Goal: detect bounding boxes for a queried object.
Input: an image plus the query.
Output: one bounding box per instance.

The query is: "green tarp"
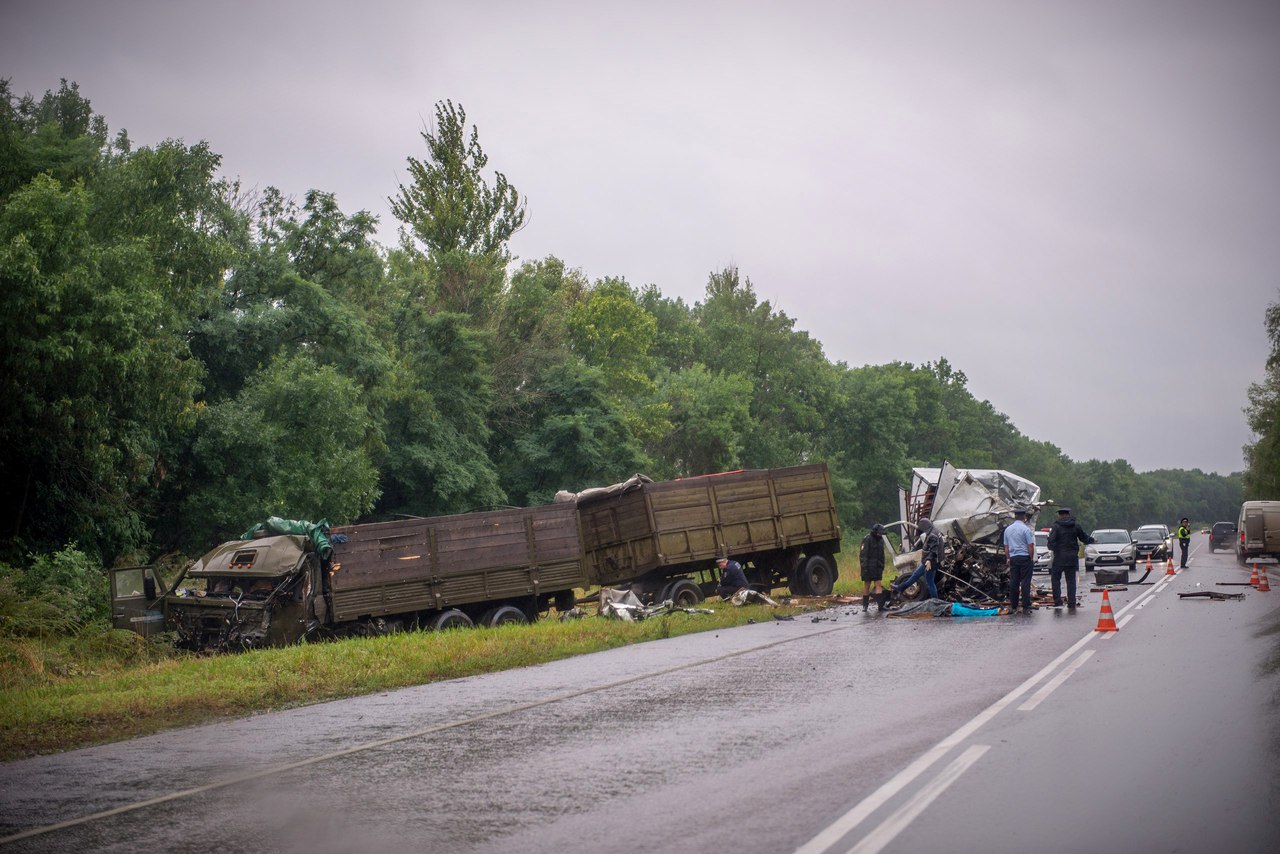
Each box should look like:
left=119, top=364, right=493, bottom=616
left=240, top=517, right=333, bottom=560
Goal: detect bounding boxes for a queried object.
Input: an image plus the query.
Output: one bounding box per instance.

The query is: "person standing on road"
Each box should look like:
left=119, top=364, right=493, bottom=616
left=1003, top=507, right=1036, bottom=614
left=859, top=524, right=890, bottom=613
left=1047, top=507, right=1093, bottom=610
left=1177, top=517, right=1192, bottom=568
left=714, top=555, right=750, bottom=599
left=890, top=517, right=943, bottom=601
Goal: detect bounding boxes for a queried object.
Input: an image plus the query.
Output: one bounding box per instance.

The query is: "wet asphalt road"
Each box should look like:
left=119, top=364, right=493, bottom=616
left=2, top=534, right=1278, bottom=853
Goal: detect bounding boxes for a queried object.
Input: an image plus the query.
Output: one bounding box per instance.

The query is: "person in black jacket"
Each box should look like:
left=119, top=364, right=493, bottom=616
left=859, top=524, right=890, bottom=612
left=714, top=555, right=750, bottom=598
left=890, top=517, right=943, bottom=600
left=1047, top=507, right=1093, bottom=610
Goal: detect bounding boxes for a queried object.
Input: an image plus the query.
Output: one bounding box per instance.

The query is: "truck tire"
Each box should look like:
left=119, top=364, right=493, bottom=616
left=665, top=579, right=704, bottom=607
left=479, top=605, right=527, bottom=627
left=797, top=555, right=836, bottom=596
left=429, top=609, right=474, bottom=631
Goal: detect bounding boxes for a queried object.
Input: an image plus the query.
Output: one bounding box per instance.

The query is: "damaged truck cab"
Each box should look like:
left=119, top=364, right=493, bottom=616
left=161, top=535, right=325, bottom=651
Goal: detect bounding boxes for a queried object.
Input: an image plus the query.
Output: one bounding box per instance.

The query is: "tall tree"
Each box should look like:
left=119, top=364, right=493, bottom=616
left=1243, top=292, right=1280, bottom=499
left=0, top=83, right=238, bottom=561
left=389, top=100, right=524, bottom=319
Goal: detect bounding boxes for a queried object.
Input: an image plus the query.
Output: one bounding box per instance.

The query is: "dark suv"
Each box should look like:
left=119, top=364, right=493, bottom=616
left=1209, top=521, right=1236, bottom=552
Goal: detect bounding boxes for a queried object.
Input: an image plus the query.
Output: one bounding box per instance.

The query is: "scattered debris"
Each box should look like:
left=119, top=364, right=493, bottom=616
left=1090, top=585, right=1129, bottom=593
left=773, top=614, right=796, bottom=621
left=558, top=607, right=587, bottom=621
left=1178, top=591, right=1245, bottom=601
left=730, top=589, right=779, bottom=606
left=596, top=588, right=714, bottom=621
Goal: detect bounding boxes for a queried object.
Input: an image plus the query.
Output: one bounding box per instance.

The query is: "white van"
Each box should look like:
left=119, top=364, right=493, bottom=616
left=1237, top=501, right=1280, bottom=563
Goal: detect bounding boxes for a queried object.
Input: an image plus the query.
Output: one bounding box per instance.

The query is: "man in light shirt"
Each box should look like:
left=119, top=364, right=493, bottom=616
left=1003, top=507, right=1036, bottom=615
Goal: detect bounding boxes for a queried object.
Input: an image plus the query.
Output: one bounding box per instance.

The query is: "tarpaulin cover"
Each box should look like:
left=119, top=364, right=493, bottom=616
left=554, top=474, right=655, bottom=505
left=240, top=517, right=333, bottom=560
left=886, top=598, right=1000, bottom=618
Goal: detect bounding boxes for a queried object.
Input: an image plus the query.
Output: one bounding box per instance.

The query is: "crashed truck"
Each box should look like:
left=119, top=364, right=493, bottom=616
left=110, top=504, right=589, bottom=652
left=110, top=464, right=842, bottom=651
left=891, top=462, right=1043, bottom=603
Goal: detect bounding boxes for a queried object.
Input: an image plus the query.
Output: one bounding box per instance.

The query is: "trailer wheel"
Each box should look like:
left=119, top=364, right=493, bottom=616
left=798, top=555, right=836, bottom=596
left=665, top=579, right=704, bottom=607
left=479, top=605, right=528, bottom=627
left=429, top=609, right=474, bottom=631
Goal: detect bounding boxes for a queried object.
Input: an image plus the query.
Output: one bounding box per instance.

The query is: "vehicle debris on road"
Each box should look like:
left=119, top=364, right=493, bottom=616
left=596, top=588, right=715, bottom=621
left=1178, top=591, right=1246, bottom=602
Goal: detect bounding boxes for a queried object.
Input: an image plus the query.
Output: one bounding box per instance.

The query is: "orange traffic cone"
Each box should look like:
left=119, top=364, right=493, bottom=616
left=1145, top=554, right=1154, bottom=572
left=1165, top=556, right=1176, bottom=576
left=1250, top=564, right=1260, bottom=587
left=1094, top=589, right=1118, bottom=632
left=1259, top=566, right=1271, bottom=592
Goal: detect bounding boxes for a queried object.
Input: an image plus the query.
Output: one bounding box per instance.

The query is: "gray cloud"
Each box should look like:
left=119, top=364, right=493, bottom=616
left=5, top=0, right=1277, bottom=474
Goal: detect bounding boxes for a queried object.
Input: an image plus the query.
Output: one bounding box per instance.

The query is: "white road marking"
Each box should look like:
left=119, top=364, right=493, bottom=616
left=800, top=573, right=1174, bottom=853
left=1018, top=649, right=1096, bottom=711
left=794, top=630, right=1095, bottom=854
left=2, top=622, right=852, bottom=845
left=846, top=745, right=991, bottom=854
left=1116, top=614, right=1135, bottom=629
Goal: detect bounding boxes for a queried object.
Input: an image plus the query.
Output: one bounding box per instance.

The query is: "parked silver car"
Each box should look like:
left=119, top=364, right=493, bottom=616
left=1086, top=529, right=1137, bottom=571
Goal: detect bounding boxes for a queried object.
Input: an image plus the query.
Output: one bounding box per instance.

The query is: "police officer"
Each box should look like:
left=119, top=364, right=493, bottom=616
left=714, top=555, right=750, bottom=598
left=1048, top=507, right=1092, bottom=610
left=1177, top=517, right=1192, bottom=568
left=1003, top=507, right=1036, bottom=614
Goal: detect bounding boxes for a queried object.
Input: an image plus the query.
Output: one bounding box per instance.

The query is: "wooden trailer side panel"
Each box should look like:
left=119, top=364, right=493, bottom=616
left=327, top=504, right=586, bottom=621
left=580, top=464, right=840, bottom=587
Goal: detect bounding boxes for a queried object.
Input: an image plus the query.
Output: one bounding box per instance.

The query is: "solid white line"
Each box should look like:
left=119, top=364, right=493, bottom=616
left=1, top=622, right=851, bottom=845
left=794, top=631, right=1095, bottom=854
left=846, top=745, right=991, bottom=854
left=1018, top=649, right=1096, bottom=711
left=1116, top=614, right=1135, bottom=630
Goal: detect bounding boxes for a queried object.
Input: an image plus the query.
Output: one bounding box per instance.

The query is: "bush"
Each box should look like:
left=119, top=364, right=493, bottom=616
left=0, top=544, right=110, bottom=632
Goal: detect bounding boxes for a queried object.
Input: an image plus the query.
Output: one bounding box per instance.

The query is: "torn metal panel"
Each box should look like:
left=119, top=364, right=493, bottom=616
left=1178, top=591, right=1246, bottom=601
left=596, top=587, right=714, bottom=620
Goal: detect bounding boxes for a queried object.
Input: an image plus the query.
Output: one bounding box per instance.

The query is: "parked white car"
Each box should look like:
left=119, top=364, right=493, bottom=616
left=1034, top=530, right=1052, bottom=571
left=1086, top=529, right=1136, bottom=571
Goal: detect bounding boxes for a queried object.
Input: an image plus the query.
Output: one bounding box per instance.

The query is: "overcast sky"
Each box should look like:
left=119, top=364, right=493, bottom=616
left=5, top=0, right=1277, bottom=475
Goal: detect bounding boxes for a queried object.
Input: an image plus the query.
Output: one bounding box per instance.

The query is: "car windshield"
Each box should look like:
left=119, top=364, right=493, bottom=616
left=1213, top=523, right=1233, bottom=533
left=1093, top=530, right=1130, bottom=544
left=1133, top=531, right=1163, bottom=542
left=1035, top=533, right=1048, bottom=548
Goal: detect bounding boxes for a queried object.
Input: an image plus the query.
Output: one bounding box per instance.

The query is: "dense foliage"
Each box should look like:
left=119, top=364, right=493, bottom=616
left=0, top=80, right=1248, bottom=623
left=1243, top=293, right=1280, bottom=499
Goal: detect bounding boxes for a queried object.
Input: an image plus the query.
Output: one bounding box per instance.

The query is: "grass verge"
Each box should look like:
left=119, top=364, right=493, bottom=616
left=0, top=602, right=803, bottom=762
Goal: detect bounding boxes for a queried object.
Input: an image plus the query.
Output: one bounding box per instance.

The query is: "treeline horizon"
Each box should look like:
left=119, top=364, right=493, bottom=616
left=1, top=80, right=1254, bottom=574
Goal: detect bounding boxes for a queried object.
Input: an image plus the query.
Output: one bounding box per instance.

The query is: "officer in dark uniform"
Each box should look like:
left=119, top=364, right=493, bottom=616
left=714, top=555, right=750, bottom=598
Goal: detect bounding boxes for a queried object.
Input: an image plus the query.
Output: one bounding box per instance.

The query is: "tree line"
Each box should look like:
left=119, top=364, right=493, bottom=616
left=1, top=80, right=1252, bottom=584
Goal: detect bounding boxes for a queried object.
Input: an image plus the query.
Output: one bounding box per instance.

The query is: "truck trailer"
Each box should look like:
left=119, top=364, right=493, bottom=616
left=111, top=464, right=843, bottom=652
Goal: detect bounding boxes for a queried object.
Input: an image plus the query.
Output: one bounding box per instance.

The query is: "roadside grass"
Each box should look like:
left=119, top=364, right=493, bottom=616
left=0, top=601, right=805, bottom=762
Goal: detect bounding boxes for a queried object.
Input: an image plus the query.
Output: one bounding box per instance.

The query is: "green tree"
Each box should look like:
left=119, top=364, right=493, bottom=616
left=389, top=100, right=524, bottom=319
left=179, top=354, right=379, bottom=549
left=495, top=360, right=646, bottom=505
left=694, top=266, right=835, bottom=468
left=0, top=88, right=238, bottom=561
left=1243, top=292, right=1280, bottom=498
left=651, top=365, right=753, bottom=478
left=378, top=310, right=504, bottom=517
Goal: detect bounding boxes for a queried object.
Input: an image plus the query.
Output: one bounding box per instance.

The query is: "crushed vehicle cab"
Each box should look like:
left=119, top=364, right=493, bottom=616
left=892, top=462, right=1044, bottom=603
left=161, top=534, right=326, bottom=651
